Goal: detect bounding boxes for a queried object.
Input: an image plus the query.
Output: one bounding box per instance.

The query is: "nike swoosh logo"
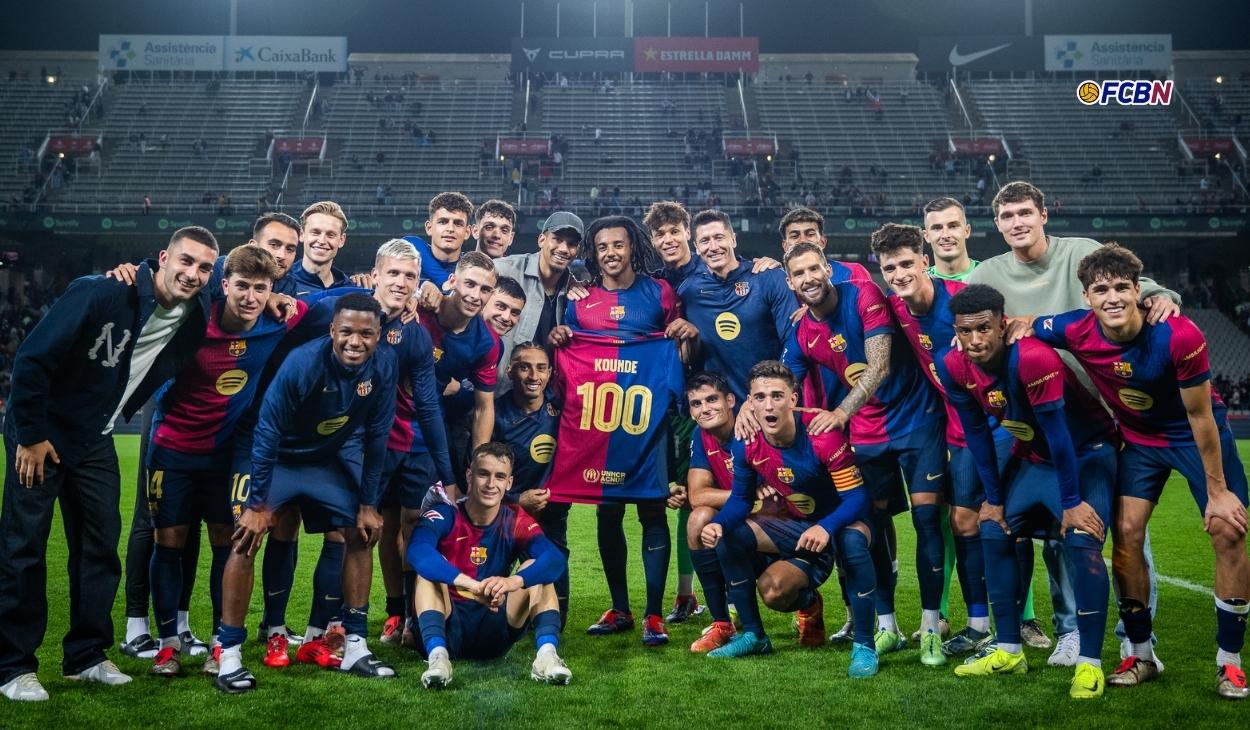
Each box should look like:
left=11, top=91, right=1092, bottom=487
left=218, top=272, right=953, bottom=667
left=456, top=536, right=469, bottom=541
left=324, top=595, right=340, bottom=601
left=807, top=337, right=820, bottom=348
left=266, top=590, right=286, bottom=597
left=857, top=590, right=874, bottom=598
left=323, top=385, right=336, bottom=392
left=1072, top=528, right=1091, bottom=536
left=160, top=618, right=176, bottom=625
left=901, top=322, right=911, bottom=328
left=932, top=566, right=944, bottom=573
left=584, top=301, right=602, bottom=309
left=948, top=43, right=1011, bottom=67
left=1077, top=609, right=1100, bottom=616
left=1080, top=678, right=1101, bottom=693
left=926, top=473, right=944, bottom=481
left=730, top=578, right=749, bottom=587
left=751, top=458, right=768, bottom=466
left=647, top=545, right=665, bottom=552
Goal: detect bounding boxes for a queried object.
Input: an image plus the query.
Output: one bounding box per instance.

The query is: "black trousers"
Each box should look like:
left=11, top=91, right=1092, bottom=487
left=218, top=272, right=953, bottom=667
left=0, top=428, right=121, bottom=682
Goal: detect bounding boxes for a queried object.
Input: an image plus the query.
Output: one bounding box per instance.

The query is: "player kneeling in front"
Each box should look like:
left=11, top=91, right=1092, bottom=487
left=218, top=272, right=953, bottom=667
left=215, top=294, right=398, bottom=692
left=410, top=442, right=570, bottom=688
left=942, top=284, right=1115, bottom=699
left=701, top=362, right=878, bottom=677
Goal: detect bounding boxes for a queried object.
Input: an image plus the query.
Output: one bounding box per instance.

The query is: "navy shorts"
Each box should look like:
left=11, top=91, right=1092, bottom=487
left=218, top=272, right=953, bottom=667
left=231, top=460, right=359, bottom=533
left=147, top=468, right=232, bottom=528
left=380, top=449, right=438, bottom=510
left=948, top=430, right=1014, bottom=510
left=855, top=420, right=948, bottom=510
left=1117, top=426, right=1249, bottom=514
left=445, top=599, right=527, bottom=660
left=1001, top=441, right=1116, bottom=540
left=750, top=515, right=835, bottom=589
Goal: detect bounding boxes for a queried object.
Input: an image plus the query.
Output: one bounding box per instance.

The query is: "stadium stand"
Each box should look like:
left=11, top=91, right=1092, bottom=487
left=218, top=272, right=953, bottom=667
left=0, top=78, right=92, bottom=208
left=46, top=78, right=309, bottom=214
left=1187, top=308, right=1250, bottom=381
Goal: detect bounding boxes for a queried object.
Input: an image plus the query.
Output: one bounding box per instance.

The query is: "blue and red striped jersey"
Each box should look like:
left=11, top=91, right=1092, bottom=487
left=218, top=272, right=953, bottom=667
left=547, top=332, right=684, bottom=503
left=565, top=275, right=681, bottom=337
left=888, top=278, right=966, bottom=447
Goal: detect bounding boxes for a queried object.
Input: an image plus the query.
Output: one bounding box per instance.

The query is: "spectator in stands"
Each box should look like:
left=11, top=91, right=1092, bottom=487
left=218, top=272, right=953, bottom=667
left=142, top=196, right=151, bottom=215
left=376, top=185, right=386, bottom=206
left=376, top=151, right=386, bottom=166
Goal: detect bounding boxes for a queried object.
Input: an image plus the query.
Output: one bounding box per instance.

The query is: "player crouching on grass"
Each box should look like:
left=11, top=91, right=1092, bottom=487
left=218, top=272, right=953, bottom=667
left=409, top=442, right=570, bottom=688
left=700, top=362, right=879, bottom=678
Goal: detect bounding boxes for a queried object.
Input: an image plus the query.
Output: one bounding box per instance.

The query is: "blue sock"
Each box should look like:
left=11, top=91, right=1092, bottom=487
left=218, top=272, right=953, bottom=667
left=911, top=504, right=945, bottom=612
left=209, top=545, right=229, bottom=637
left=261, top=537, right=297, bottom=629
left=417, top=609, right=447, bottom=654
left=1215, top=597, right=1248, bottom=653
left=597, top=504, right=630, bottom=613
left=715, top=522, right=765, bottom=636
left=1013, top=536, right=1035, bottom=613
left=691, top=547, right=730, bottom=622
left=309, top=539, right=345, bottom=630
left=342, top=604, right=368, bottom=637
left=980, top=519, right=1022, bottom=646
left=534, top=609, right=562, bottom=650
left=1064, top=535, right=1110, bottom=660
left=836, top=528, right=877, bottom=647
left=218, top=623, right=246, bottom=651
left=639, top=506, right=671, bottom=618
left=953, top=534, right=988, bottom=618
left=178, top=528, right=201, bottom=612
left=869, top=510, right=896, bottom=616
left=149, top=544, right=183, bottom=640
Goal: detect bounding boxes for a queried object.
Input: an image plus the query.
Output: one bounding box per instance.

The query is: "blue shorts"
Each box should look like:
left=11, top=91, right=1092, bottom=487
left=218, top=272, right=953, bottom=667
left=1117, top=426, right=1249, bottom=514
left=750, top=515, right=835, bottom=589
left=380, top=449, right=438, bottom=510
left=1001, top=441, right=1116, bottom=540
left=948, top=431, right=1014, bottom=509
left=232, top=460, right=359, bottom=533
left=854, top=420, right=948, bottom=510
left=444, top=599, right=527, bottom=660
left=147, top=468, right=232, bottom=528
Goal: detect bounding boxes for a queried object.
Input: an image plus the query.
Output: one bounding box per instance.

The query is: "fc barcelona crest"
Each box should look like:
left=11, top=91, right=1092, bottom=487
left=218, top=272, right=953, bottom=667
left=776, top=467, right=795, bottom=484
left=227, top=340, right=247, bottom=357
left=987, top=390, right=1006, bottom=408
left=469, top=546, right=488, bottom=565
left=433, top=347, right=444, bottom=362
left=828, top=334, right=847, bottom=352
left=918, top=334, right=933, bottom=351
left=609, top=305, right=626, bottom=321
left=387, top=329, right=402, bottom=345
left=357, top=379, right=373, bottom=397
left=1113, top=361, right=1133, bottom=378
left=735, top=281, right=750, bottom=297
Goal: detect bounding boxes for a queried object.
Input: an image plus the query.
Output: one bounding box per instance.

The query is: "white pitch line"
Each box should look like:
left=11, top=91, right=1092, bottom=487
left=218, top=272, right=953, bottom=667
left=1103, top=558, right=1210, bottom=595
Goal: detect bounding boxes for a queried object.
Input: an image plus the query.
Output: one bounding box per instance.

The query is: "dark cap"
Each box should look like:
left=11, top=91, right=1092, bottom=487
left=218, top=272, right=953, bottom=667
left=541, top=211, right=584, bottom=241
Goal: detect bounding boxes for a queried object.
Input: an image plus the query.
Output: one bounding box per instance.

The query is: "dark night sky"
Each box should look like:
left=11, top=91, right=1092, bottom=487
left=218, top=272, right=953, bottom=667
left=3, top=0, right=1245, bottom=54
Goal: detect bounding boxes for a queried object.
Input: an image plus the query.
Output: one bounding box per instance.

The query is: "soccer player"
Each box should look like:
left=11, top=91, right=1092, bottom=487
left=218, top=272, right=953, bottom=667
left=969, top=181, right=1181, bottom=659
left=482, top=276, right=527, bottom=338
left=684, top=372, right=742, bottom=652
left=492, top=211, right=585, bottom=391
left=215, top=294, right=398, bottom=692
left=473, top=198, right=518, bottom=258
left=0, top=226, right=217, bottom=702
left=645, top=200, right=704, bottom=287
left=404, top=192, right=473, bottom=290
left=289, top=201, right=352, bottom=295
left=871, top=224, right=994, bottom=655
left=701, top=362, right=878, bottom=678
left=777, top=239, right=948, bottom=665
left=678, top=209, right=796, bottom=404
left=492, top=343, right=567, bottom=619
left=549, top=215, right=697, bottom=646
left=410, top=442, right=570, bottom=688
left=1031, top=244, right=1249, bottom=699
left=942, top=284, right=1116, bottom=699
left=922, top=197, right=979, bottom=281
left=145, top=244, right=305, bottom=677
left=777, top=206, right=872, bottom=283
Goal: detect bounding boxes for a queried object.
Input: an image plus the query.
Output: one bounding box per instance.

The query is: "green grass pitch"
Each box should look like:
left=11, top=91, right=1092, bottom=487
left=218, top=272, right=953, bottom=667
left=2, top=436, right=1248, bottom=728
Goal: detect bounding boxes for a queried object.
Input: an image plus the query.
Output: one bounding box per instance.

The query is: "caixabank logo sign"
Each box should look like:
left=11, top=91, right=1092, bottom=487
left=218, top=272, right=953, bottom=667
left=1077, top=79, right=1172, bottom=106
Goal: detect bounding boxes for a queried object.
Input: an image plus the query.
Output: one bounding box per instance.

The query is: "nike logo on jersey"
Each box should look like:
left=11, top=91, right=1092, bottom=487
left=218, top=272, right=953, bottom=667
left=948, top=42, right=1011, bottom=67
left=807, top=337, right=821, bottom=348
left=926, top=472, right=944, bottom=481
left=456, top=536, right=469, bottom=541
left=584, top=301, right=602, bottom=309
left=751, top=458, right=768, bottom=466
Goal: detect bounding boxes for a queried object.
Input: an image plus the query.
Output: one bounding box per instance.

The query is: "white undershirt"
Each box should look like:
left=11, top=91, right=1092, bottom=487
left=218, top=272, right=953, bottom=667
left=105, top=290, right=189, bottom=434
